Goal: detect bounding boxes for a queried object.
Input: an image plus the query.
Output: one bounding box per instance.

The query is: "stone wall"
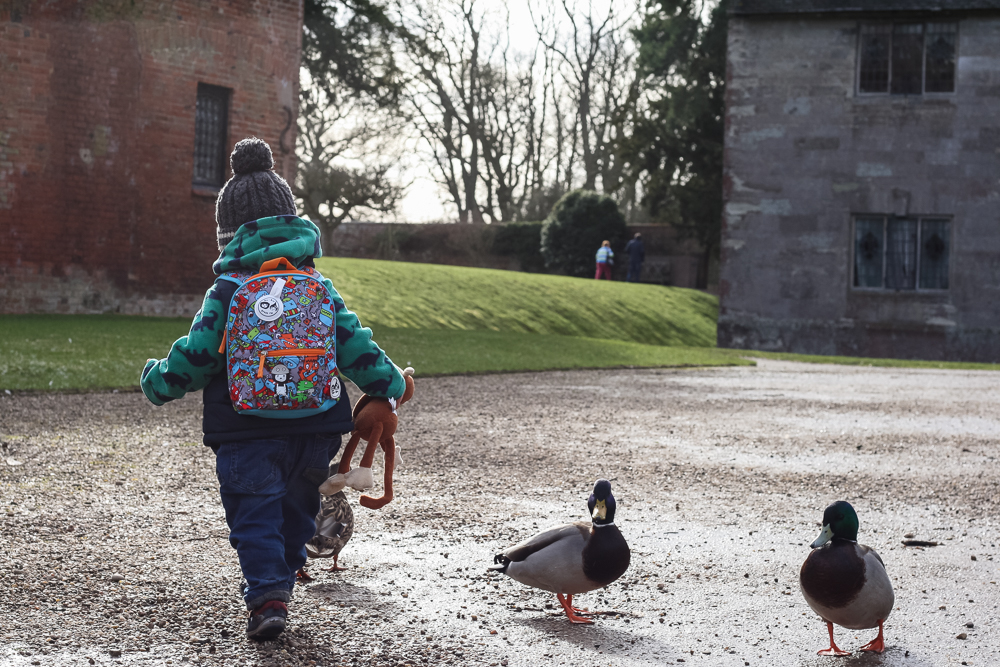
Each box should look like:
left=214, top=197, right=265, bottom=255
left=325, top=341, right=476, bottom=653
left=0, top=0, right=302, bottom=315
left=719, top=12, right=1000, bottom=361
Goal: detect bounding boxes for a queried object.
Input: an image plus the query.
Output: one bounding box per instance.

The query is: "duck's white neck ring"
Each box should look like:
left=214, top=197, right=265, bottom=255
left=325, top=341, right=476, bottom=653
left=592, top=521, right=615, bottom=528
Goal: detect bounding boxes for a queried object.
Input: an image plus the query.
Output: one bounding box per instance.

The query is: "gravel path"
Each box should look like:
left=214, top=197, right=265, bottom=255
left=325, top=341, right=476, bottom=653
left=1, top=360, right=998, bottom=667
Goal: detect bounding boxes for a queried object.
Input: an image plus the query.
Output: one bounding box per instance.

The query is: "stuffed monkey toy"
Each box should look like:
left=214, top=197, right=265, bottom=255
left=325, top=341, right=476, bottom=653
left=320, top=367, right=415, bottom=509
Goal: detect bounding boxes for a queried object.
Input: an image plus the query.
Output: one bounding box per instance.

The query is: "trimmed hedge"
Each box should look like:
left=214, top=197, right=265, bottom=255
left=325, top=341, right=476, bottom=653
left=492, top=221, right=546, bottom=273
left=540, top=190, right=628, bottom=277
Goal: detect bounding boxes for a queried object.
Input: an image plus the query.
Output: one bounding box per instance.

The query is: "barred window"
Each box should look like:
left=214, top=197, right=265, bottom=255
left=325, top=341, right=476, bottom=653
left=193, top=83, right=230, bottom=188
left=853, top=216, right=950, bottom=291
left=858, top=21, right=957, bottom=95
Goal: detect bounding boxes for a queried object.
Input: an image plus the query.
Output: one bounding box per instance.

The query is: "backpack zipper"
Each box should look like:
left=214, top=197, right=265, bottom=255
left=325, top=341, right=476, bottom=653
left=257, top=349, right=326, bottom=378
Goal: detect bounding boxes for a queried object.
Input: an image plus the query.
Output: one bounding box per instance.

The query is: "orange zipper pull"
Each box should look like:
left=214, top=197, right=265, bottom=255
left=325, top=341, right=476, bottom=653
left=258, top=352, right=267, bottom=378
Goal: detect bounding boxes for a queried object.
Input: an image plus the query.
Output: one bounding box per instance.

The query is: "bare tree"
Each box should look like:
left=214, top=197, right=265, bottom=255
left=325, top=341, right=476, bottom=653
left=390, top=0, right=641, bottom=224
left=403, top=0, right=575, bottom=223
left=295, top=87, right=406, bottom=249
left=531, top=0, right=640, bottom=198
left=402, top=0, right=491, bottom=223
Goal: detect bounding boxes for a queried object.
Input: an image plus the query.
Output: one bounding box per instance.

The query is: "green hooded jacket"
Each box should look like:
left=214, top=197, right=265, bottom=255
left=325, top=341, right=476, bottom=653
left=140, top=216, right=406, bottom=408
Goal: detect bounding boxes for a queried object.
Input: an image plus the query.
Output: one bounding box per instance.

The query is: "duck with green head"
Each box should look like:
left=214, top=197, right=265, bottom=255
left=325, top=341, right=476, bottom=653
left=490, top=479, right=631, bottom=624
left=799, top=500, right=894, bottom=656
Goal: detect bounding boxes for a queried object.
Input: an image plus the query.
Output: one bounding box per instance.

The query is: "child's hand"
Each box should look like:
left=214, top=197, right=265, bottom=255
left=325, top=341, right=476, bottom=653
left=397, top=367, right=415, bottom=408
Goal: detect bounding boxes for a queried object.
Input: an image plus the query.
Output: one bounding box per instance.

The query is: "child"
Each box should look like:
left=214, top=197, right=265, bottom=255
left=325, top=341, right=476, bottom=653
left=140, top=137, right=407, bottom=640
left=595, top=240, right=614, bottom=280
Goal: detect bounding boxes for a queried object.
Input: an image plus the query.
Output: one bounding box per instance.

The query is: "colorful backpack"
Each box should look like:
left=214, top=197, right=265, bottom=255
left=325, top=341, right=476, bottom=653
left=217, top=257, right=341, bottom=417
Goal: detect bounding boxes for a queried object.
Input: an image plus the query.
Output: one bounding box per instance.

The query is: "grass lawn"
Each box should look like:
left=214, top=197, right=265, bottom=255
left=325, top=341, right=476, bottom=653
left=0, top=316, right=749, bottom=391
left=315, top=257, right=719, bottom=347
left=2, top=259, right=995, bottom=391
left=0, top=314, right=192, bottom=391
left=374, top=328, right=751, bottom=376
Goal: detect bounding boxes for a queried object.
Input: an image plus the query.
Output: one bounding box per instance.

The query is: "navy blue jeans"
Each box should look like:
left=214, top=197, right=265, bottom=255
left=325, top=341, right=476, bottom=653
left=626, top=260, right=643, bottom=282
left=215, top=434, right=342, bottom=609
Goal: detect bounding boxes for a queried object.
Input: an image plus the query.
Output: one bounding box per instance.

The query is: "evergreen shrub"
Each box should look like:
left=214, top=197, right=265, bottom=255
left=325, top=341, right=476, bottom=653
left=540, top=190, right=628, bottom=277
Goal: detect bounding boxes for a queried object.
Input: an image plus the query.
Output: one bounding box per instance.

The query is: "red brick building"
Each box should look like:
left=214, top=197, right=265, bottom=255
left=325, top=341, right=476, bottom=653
left=0, top=1, right=303, bottom=314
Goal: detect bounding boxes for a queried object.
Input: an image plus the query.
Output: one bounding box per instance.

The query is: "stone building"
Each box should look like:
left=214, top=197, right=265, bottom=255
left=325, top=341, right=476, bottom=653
left=0, top=1, right=303, bottom=315
left=719, top=0, right=1000, bottom=361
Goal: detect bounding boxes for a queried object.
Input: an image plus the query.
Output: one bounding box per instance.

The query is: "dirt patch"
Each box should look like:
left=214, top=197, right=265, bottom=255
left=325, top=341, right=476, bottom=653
left=1, top=360, right=998, bottom=666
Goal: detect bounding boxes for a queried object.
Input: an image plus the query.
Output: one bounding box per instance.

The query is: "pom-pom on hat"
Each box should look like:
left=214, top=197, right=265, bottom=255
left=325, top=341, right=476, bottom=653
left=215, top=137, right=296, bottom=249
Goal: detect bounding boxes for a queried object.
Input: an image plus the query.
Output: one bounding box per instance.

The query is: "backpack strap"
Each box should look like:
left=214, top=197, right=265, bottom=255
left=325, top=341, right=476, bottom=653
left=216, top=271, right=249, bottom=353
left=216, top=272, right=245, bottom=286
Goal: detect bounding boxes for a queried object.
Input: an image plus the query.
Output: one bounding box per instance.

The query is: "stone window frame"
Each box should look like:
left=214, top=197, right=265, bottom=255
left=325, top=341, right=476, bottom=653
left=856, top=20, right=959, bottom=96
left=192, top=83, right=231, bottom=193
left=851, top=214, right=951, bottom=293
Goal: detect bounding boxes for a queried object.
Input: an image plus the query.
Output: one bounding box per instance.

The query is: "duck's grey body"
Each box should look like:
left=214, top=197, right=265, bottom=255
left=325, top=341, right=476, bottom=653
left=495, top=520, right=630, bottom=595
left=800, top=541, right=894, bottom=630
left=305, top=491, right=354, bottom=560
left=503, top=522, right=593, bottom=594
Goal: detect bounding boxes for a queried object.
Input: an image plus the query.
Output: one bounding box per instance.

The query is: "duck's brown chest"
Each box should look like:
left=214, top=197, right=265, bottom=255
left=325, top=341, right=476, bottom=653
left=582, top=526, right=630, bottom=586
left=800, top=541, right=866, bottom=609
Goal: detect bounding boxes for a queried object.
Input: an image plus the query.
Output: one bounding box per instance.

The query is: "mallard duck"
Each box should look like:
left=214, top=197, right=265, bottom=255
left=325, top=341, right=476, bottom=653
left=490, top=479, right=630, bottom=624
left=297, top=491, right=354, bottom=580
left=799, top=500, right=894, bottom=656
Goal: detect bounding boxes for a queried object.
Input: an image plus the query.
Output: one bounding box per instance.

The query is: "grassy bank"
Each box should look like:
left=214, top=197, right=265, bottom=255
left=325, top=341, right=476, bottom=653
left=0, top=316, right=747, bottom=391
left=315, top=257, right=718, bottom=347
left=3, top=259, right=994, bottom=392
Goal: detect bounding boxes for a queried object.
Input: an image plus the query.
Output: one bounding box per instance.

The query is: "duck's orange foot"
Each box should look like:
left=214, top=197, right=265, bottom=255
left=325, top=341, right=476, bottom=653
left=557, top=594, right=594, bottom=624
left=859, top=639, right=884, bottom=653
left=563, top=595, right=590, bottom=616
left=859, top=620, right=886, bottom=653
left=818, top=621, right=850, bottom=656
left=296, top=568, right=314, bottom=583
left=326, top=555, right=348, bottom=572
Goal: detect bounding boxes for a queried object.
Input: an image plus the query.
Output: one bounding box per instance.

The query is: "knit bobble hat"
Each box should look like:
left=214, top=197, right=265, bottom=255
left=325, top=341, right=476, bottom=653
left=215, top=137, right=297, bottom=249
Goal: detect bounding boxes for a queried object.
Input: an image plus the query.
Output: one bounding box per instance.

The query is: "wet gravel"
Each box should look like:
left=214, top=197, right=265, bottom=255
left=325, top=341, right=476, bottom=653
left=1, top=359, right=998, bottom=666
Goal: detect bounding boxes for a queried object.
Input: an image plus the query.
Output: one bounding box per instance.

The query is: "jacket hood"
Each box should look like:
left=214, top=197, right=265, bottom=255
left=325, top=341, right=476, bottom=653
left=213, top=215, right=323, bottom=275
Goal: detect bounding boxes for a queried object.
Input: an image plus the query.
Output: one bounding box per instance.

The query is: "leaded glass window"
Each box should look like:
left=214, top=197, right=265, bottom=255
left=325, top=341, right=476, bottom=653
left=858, top=21, right=958, bottom=95
left=890, top=24, right=924, bottom=95
left=919, top=219, right=950, bottom=290
left=925, top=23, right=957, bottom=93
left=853, top=216, right=950, bottom=291
left=885, top=218, right=918, bottom=290
left=854, top=217, right=884, bottom=288
left=858, top=25, right=890, bottom=93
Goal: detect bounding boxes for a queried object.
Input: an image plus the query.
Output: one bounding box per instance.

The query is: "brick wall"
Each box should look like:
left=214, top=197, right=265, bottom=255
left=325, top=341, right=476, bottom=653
left=0, top=0, right=303, bottom=315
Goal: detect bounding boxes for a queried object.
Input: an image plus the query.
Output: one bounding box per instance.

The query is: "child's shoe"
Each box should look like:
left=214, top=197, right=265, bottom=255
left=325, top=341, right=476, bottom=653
left=246, top=601, right=287, bottom=640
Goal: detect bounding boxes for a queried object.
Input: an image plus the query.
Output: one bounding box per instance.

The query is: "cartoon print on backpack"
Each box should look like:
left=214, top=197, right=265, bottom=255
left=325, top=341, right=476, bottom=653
left=254, top=278, right=286, bottom=322
left=268, top=363, right=295, bottom=406
left=329, top=374, right=342, bottom=400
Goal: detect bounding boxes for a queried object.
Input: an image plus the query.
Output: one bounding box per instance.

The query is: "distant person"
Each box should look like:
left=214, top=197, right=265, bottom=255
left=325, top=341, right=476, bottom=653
left=595, top=240, right=614, bottom=280
left=138, top=137, right=409, bottom=641
left=625, top=233, right=645, bottom=283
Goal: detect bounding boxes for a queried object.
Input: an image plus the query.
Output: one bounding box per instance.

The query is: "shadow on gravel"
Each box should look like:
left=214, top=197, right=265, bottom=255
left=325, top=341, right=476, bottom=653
left=304, top=581, right=383, bottom=607
left=513, top=615, right=677, bottom=661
